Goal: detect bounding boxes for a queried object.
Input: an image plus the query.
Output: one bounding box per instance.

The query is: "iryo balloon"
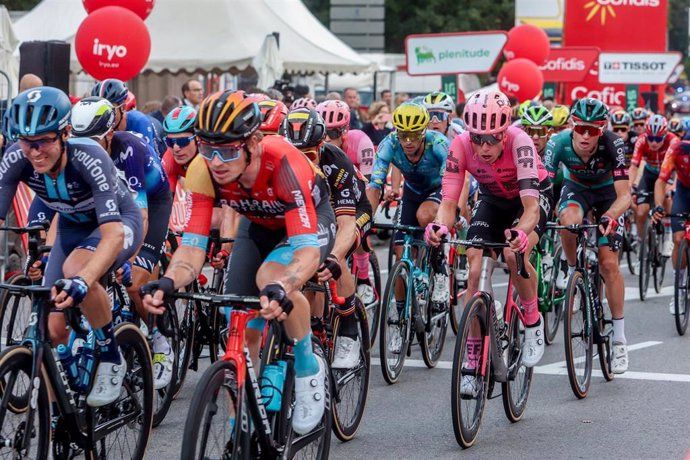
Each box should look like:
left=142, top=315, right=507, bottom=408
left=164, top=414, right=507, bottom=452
left=503, top=24, right=550, bottom=65
left=83, top=0, right=155, bottom=20
left=75, top=6, right=151, bottom=81
left=497, top=58, right=544, bottom=102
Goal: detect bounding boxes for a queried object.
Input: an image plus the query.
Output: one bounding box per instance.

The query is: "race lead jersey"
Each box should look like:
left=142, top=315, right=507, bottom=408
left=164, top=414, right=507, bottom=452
left=342, top=129, right=375, bottom=177
left=442, top=126, right=545, bottom=202
left=319, top=143, right=369, bottom=217
left=111, top=131, right=170, bottom=208
left=631, top=132, right=679, bottom=173
left=182, top=135, right=330, bottom=250
left=369, top=130, right=449, bottom=194
left=658, top=139, right=690, bottom=188
left=544, top=129, right=628, bottom=188
left=0, top=138, right=136, bottom=225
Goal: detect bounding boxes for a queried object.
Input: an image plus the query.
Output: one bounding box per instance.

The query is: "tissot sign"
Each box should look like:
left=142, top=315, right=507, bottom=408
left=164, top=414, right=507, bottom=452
left=598, top=52, right=682, bottom=84
left=539, top=47, right=599, bottom=82
left=405, top=31, right=507, bottom=76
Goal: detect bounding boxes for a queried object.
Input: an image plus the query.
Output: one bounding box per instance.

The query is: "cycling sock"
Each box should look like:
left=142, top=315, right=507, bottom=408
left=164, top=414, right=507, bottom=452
left=293, top=333, right=319, bottom=378
left=93, top=322, right=121, bottom=364
left=152, top=329, right=171, bottom=354
left=353, top=252, right=370, bottom=280
left=522, top=298, right=540, bottom=326
left=612, top=317, right=626, bottom=344
left=466, top=337, right=481, bottom=369
left=339, top=314, right=359, bottom=339
left=337, top=294, right=357, bottom=317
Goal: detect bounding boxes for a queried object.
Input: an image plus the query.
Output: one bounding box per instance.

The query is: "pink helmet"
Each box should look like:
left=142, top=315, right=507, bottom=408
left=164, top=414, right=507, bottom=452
left=247, top=92, right=271, bottom=102
left=463, top=89, right=512, bottom=134
left=316, top=100, right=350, bottom=129
left=291, top=97, right=317, bottom=111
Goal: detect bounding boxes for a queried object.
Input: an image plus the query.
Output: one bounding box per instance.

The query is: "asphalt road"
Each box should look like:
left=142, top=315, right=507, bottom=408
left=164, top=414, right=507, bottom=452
left=147, top=243, right=690, bottom=459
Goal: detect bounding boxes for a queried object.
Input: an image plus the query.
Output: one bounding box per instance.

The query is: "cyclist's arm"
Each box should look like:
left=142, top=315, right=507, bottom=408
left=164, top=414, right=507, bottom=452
left=390, top=166, right=402, bottom=193
left=355, top=132, right=375, bottom=177
left=437, top=136, right=465, bottom=229
left=367, top=136, right=394, bottom=210
left=332, top=215, right=357, bottom=261
left=161, top=149, right=179, bottom=192
left=607, top=179, right=632, bottom=220
left=543, top=137, right=560, bottom=178
left=655, top=146, right=676, bottom=208
left=515, top=195, right=539, bottom=235
left=628, top=137, right=645, bottom=186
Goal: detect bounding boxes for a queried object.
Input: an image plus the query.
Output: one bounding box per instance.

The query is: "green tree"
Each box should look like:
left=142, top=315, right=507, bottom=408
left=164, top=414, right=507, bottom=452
left=3, top=0, right=40, bottom=10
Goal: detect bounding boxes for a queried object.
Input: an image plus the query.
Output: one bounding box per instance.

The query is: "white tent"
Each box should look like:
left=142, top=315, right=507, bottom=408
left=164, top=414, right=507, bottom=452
left=13, top=0, right=375, bottom=75
left=0, top=6, right=19, bottom=97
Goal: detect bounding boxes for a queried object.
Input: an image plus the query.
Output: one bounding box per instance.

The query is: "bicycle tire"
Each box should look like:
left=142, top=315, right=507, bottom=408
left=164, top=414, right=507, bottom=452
left=595, top=275, right=614, bottom=382
left=378, top=261, right=412, bottom=385
left=544, top=246, right=564, bottom=345
left=0, top=346, right=50, bottom=459
left=0, top=274, right=31, bottom=350
left=210, top=303, right=227, bottom=363
left=386, top=205, right=401, bottom=272
left=638, top=222, right=652, bottom=301
left=152, top=306, right=180, bottom=427
left=450, top=295, right=489, bottom=449
left=626, top=229, right=639, bottom=275
left=366, top=250, right=382, bottom=348
left=502, top=307, right=533, bottom=423
left=173, top=293, right=195, bottom=398
left=330, top=300, right=371, bottom=442
left=674, top=240, right=690, bottom=335
left=419, top=265, right=448, bottom=368
left=449, top=251, right=467, bottom=336
left=89, top=323, right=153, bottom=460
left=563, top=270, right=593, bottom=399
left=654, top=230, right=668, bottom=293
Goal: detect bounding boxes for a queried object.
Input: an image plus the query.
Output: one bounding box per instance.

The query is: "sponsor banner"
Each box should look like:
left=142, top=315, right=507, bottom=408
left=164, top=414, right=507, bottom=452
left=539, top=46, right=599, bottom=82
left=598, top=52, right=682, bottom=84
left=625, top=85, right=639, bottom=112
left=564, top=0, right=667, bottom=51
left=441, top=75, right=458, bottom=102
left=404, top=31, right=507, bottom=76
left=564, top=72, right=665, bottom=108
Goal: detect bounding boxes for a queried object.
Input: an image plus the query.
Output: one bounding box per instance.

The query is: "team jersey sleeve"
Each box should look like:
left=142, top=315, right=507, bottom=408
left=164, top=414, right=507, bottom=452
left=161, top=149, right=179, bottom=192
left=180, top=155, right=216, bottom=250
left=124, top=137, right=149, bottom=209
left=354, top=131, right=375, bottom=177
left=607, top=133, right=629, bottom=181
left=27, top=197, right=56, bottom=226
left=275, top=153, right=320, bottom=248
left=368, top=134, right=394, bottom=190
left=543, top=136, right=560, bottom=177
left=0, top=145, right=29, bottom=220
left=325, top=150, right=358, bottom=217
left=630, top=136, right=645, bottom=167
left=512, top=130, right=540, bottom=198
left=658, top=143, right=677, bottom=184
left=441, top=135, right=466, bottom=202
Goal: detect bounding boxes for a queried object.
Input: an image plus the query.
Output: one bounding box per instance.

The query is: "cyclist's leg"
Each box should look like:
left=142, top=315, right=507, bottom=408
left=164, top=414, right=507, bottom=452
left=353, top=203, right=374, bottom=302
left=392, top=186, right=423, bottom=300
left=557, top=182, right=587, bottom=266
left=634, top=168, right=655, bottom=238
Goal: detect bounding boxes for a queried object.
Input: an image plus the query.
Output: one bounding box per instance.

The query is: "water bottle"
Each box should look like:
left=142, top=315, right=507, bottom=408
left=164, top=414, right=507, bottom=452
left=57, top=344, right=79, bottom=390
left=542, top=253, right=554, bottom=283
left=494, top=299, right=503, bottom=325
left=260, top=360, right=288, bottom=412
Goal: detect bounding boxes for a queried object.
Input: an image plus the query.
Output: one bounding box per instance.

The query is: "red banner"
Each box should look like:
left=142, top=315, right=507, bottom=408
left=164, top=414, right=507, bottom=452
left=540, top=47, right=599, bottom=82
left=564, top=0, right=667, bottom=51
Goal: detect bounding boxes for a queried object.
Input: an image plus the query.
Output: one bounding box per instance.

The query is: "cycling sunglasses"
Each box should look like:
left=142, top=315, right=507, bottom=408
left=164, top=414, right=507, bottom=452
left=524, top=126, right=549, bottom=138
left=19, top=134, right=60, bottom=151
left=198, top=141, right=244, bottom=163
left=470, top=132, right=504, bottom=146
left=165, top=135, right=195, bottom=149
left=647, top=135, right=665, bottom=143
left=572, top=123, right=604, bottom=137
left=612, top=126, right=629, bottom=133
left=428, top=111, right=449, bottom=122
left=633, top=121, right=646, bottom=128
left=326, top=128, right=345, bottom=140
left=398, top=130, right=426, bottom=143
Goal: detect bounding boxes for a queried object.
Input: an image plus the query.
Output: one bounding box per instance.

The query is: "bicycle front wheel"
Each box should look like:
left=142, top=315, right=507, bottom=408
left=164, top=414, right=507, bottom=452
left=638, top=223, right=652, bottom=301
left=502, top=307, right=533, bottom=423
left=675, top=240, right=690, bottom=335
left=365, top=250, right=382, bottom=348
left=378, top=261, right=412, bottom=384
left=654, top=232, right=668, bottom=293
left=419, top=269, right=449, bottom=368
left=563, top=270, right=593, bottom=399
left=450, top=295, right=490, bottom=449
left=544, top=245, right=565, bottom=345
left=152, top=307, right=180, bottom=427
left=0, top=274, right=32, bottom=351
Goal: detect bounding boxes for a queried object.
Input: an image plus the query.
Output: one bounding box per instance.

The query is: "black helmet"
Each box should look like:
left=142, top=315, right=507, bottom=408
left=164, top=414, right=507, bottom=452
left=92, top=79, right=129, bottom=106
left=280, top=108, right=326, bottom=149
left=196, top=90, right=261, bottom=143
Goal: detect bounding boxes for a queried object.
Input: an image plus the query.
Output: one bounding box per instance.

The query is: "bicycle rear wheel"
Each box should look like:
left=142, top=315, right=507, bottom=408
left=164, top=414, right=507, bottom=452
left=502, top=307, right=533, bottom=423
left=419, top=269, right=448, bottom=368
left=0, top=274, right=31, bottom=351
left=625, top=223, right=640, bottom=275
left=90, top=323, right=153, bottom=460
left=152, top=307, right=180, bottom=427
left=451, top=295, right=489, bottom=449
left=544, top=245, right=565, bottom=345
left=638, top=223, right=652, bottom=301
left=595, top=275, right=614, bottom=382
left=331, top=301, right=371, bottom=442
left=173, top=290, right=195, bottom=398
left=654, top=232, right=668, bottom=293
left=365, top=251, right=382, bottom=348
left=563, top=270, right=593, bottom=399
left=674, top=240, right=690, bottom=335
left=449, top=250, right=467, bottom=336
left=378, top=261, right=412, bottom=384
left=0, top=346, right=50, bottom=459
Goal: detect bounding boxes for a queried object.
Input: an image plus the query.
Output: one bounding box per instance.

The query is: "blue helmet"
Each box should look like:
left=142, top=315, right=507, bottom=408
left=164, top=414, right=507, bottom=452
left=8, top=86, right=71, bottom=137
left=682, top=117, right=690, bottom=133
left=163, top=106, right=197, bottom=134
left=91, top=78, right=128, bottom=105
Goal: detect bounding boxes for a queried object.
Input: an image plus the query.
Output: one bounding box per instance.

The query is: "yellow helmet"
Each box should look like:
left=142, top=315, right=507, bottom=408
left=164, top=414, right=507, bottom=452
left=392, top=102, right=429, bottom=132
left=550, top=104, right=570, bottom=128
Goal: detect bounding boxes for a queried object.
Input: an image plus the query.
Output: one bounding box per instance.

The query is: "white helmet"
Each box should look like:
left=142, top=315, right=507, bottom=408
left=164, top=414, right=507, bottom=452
left=70, top=96, right=116, bottom=139
left=423, top=91, right=455, bottom=112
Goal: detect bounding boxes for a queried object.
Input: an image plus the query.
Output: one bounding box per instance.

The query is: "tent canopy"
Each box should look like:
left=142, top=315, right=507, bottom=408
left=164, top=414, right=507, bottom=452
left=0, top=5, right=19, bottom=96
left=13, top=0, right=375, bottom=75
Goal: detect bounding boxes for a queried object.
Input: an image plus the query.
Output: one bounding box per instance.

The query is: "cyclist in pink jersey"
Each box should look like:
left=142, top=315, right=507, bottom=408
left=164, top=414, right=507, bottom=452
left=317, top=99, right=378, bottom=305
left=426, top=89, right=551, bottom=376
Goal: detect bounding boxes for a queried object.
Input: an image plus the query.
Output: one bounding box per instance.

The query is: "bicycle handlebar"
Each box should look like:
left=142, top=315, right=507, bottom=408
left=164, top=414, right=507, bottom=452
left=447, top=239, right=530, bottom=279
left=372, top=222, right=424, bottom=233
left=546, top=223, right=599, bottom=234
left=0, top=220, right=50, bottom=234
left=169, top=290, right=261, bottom=308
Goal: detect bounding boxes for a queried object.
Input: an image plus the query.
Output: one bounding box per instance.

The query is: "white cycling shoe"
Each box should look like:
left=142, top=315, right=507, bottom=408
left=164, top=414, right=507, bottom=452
left=459, top=374, right=479, bottom=398
left=612, top=342, right=628, bottom=374
left=662, top=239, right=673, bottom=258
left=521, top=316, right=545, bottom=368
left=356, top=283, right=376, bottom=306
left=331, top=336, right=361, bottom=369
left=87, top=353, right=127, bottom=407
left=292, top=355, right=326, bottom=435
left=432, top=274, right=450, bottom=303
left=153, top=349, right=174, bottom=390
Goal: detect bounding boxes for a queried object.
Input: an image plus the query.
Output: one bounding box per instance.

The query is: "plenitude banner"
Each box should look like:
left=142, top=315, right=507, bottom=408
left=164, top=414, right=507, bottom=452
left=404, top=31, right=507, bottom=76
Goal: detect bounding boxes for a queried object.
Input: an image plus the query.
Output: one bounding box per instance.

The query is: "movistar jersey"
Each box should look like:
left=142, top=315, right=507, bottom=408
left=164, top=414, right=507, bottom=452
left=0, top=138, right=137, bottom=225
left=544, top=129, right=628, bottom=188
left=369, top=130, right=449, bottom=194
left=126, top=110, right=164, bottom=156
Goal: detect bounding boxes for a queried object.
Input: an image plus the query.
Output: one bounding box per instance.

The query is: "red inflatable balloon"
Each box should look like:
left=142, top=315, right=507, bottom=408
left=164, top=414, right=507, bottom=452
left=75, top=6, right=151, bottom=82
left=497, top=58, right=544, bottom=102
left=503, top=24, right=550, bottom=65
left=83, top=0, right=154, bottom=20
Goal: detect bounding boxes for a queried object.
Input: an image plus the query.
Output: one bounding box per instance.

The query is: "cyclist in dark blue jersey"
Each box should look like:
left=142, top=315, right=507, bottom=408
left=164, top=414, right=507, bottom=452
left=71, top=97, right=175, bottom=389
left=0, top=87, right=144, bottom=407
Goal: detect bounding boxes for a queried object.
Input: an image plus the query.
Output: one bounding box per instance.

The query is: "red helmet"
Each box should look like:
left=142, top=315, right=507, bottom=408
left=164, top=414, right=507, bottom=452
left=316, top=100, right=350, bottom=130
left=645, top=114, right=668, bottom=137
left=258, top=99, right=288, bottom=134
left=124, top=91, right=137, bottom=111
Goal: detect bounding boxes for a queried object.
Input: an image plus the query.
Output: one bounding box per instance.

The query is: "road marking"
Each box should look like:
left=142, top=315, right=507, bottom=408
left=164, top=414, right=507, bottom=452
left=625, top=285, right=674, bottom=300
left=535, top=340, right=662, bottom=370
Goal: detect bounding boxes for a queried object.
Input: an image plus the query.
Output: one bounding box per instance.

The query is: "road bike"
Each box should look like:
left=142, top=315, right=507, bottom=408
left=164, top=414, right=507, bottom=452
left=666, top=212, right=690, bottom=335
left=638, top=194, right=669, bottom=300
left=535, top=224, right=565, bottom=344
